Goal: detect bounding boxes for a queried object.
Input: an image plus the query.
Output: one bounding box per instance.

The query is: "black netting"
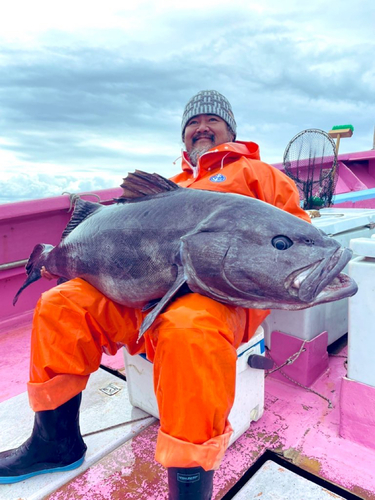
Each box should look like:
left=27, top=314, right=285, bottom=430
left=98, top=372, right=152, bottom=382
left=283, top=129, right=338, bottom=210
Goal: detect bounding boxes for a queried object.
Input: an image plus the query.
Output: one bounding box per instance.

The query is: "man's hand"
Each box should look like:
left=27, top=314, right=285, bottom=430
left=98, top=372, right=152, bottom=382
left=41, top=266, right=59, bottom=280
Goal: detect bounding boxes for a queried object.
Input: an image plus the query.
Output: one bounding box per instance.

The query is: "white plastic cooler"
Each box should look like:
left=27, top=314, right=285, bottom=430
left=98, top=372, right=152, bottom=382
left=123, top=327, right=265, bottom=445
left=262, top=208, right=375, bottom=347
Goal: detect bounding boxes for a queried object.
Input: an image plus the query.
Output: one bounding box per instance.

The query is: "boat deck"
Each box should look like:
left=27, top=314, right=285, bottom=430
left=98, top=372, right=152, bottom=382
left=1, top=184, right=375, bottom=499
left=1, top=320, right=375, bottom=500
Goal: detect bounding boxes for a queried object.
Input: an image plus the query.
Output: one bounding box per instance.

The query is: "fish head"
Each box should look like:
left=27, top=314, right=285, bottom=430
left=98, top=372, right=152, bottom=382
left=181, top=200, right=358, bottom=310
left=221, top=222, right=356, bottom=309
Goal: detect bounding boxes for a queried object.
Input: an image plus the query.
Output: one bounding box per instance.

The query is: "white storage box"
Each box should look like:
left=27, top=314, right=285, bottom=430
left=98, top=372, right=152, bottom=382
left=347, top=235, right=375, bottom=387
left=262, top=208, right=375, bottom=347
left=123, top=327, right=265, bottom=446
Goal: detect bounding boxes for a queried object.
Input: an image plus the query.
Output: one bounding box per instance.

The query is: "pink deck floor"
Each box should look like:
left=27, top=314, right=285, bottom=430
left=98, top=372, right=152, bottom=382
left=0, top=321, right=125, bottom=404
left=2, top=321, right=375, bottom=499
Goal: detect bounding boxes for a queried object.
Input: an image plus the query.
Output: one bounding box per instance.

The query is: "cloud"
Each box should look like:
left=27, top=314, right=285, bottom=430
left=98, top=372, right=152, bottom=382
left=0, top=1, right=374, bottom=203
left=0, top=172, right=121, bottom=204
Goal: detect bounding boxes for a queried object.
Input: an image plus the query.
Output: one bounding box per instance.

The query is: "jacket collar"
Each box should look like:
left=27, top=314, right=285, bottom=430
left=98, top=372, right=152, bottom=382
left=181, top=141, right=261, bottom=176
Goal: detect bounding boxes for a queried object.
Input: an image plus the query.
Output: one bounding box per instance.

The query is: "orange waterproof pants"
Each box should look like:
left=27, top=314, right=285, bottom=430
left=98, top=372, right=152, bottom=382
left=28, top=278, right=267, bottom=470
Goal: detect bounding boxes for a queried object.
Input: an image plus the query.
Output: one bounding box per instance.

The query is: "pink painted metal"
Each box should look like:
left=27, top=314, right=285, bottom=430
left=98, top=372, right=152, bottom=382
left=340, top=376, right=375, bottom=450
left=273, top=149, right=375, bottom=208
left=0, top=187, right=124, bottom=382
left=0, top=321, right=31, bottom=403
left=0, top=187, right=121, bottom=328
left=268, top=330, right=329, bottom=387
left=0, top=319, right=125, bottom=404
left=273, top=150, right=375, bottom=190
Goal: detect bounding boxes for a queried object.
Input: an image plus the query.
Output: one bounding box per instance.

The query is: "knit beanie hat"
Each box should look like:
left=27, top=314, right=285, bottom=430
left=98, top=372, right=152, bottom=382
left=181, top=90, right=237, bottom=140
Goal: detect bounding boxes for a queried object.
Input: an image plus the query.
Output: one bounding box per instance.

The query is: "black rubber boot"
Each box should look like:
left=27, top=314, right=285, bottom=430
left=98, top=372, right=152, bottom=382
left=168, top=466, right=214, bottom=499
left=0, top=393, right=87, bottom=484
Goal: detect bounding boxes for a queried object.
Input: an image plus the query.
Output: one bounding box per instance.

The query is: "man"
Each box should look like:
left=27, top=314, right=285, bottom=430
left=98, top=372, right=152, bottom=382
left=0, top=90, right=309, bottom=499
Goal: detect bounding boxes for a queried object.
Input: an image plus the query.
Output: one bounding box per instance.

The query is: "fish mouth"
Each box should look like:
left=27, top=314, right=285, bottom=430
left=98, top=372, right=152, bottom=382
left=183, top=242, right=358, bottom=311
left=286, top=247, right=358, bottom=305
left=218, top=245, right=358, bottom=309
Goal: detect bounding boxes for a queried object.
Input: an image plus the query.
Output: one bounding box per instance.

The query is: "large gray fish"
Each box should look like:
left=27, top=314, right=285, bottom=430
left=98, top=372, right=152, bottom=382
left=14, top=171, right=357, bottom=338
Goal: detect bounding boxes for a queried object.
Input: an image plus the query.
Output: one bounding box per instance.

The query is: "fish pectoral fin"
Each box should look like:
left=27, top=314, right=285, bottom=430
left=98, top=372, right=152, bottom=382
left=142, top=299, right=161, bottom=312
left=137, top=267, right=187, bottom=340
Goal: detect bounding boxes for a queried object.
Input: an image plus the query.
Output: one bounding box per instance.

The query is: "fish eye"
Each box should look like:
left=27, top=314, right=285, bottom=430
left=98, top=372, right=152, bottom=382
left=272, top=235, right=294, bottom=251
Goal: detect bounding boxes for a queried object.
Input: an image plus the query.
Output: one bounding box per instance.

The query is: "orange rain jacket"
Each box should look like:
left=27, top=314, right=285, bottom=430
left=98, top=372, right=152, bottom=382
left=171, top=140, right=310, bottom=223
left=171, top=140, right=311, bottom=343
left=28, top=140, right=310, bottom=471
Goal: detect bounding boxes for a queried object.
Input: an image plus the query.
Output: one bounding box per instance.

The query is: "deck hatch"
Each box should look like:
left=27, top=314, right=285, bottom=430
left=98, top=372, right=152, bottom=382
left=221, top=450, right=364, bottom=500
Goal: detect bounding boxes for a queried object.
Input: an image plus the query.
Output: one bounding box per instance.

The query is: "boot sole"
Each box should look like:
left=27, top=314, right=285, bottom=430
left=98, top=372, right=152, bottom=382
left=0, top=455, right=85, bottom=484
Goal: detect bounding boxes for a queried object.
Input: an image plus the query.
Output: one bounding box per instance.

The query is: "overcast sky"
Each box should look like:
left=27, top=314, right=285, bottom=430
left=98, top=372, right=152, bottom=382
left=1, top=0, right=374, bottom=204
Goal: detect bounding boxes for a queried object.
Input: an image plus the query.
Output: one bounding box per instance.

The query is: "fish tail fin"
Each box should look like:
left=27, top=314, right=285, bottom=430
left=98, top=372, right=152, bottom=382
left=13, top=243, right=54, bottom=305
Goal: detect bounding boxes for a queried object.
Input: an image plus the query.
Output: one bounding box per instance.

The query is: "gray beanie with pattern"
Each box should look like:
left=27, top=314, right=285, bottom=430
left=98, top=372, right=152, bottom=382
left=181, top=90, right=237, bottom=140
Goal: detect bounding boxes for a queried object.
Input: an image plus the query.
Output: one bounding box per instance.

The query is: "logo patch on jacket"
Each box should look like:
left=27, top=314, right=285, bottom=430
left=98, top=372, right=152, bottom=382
left=209, top=173, right=226, bottom=183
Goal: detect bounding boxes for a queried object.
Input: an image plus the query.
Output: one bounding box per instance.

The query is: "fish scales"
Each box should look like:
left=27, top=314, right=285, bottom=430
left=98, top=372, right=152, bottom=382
left=54, top=188, right=229, bottom=305
left=13, top=171, right=358, bottom=338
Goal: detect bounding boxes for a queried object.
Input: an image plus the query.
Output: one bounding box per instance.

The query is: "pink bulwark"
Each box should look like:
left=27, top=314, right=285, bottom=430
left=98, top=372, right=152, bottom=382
left=273, top=148, right=375, bottom=208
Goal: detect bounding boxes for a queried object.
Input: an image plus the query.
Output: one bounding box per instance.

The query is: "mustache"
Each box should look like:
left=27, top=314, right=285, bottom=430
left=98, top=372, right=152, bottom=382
left=192, top=132, right=215, bottom=144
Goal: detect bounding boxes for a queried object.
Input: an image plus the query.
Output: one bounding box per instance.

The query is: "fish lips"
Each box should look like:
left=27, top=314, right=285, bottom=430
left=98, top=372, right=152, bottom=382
left=289, top=246, right=358, bottom=304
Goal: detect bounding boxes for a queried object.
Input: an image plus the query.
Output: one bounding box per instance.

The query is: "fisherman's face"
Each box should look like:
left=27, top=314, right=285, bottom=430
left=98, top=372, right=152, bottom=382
left=184, top=114, right=234, bottom=164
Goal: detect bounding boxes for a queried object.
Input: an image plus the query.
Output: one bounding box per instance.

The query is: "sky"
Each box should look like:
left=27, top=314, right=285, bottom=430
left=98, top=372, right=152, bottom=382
left=0, top=0, right=374, bottom=204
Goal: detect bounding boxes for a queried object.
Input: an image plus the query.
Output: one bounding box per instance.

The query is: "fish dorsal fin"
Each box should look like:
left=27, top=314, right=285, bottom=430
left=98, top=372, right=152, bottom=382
left=115, top=170, right=179, bottom=202
left=62, top=198, right=103, bottom=239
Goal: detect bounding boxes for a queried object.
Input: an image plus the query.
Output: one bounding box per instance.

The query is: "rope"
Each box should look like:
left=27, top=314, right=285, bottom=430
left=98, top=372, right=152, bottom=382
left=266, top=341, right=307, bottom=375
left=61, top=191, right=101, bottom=212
